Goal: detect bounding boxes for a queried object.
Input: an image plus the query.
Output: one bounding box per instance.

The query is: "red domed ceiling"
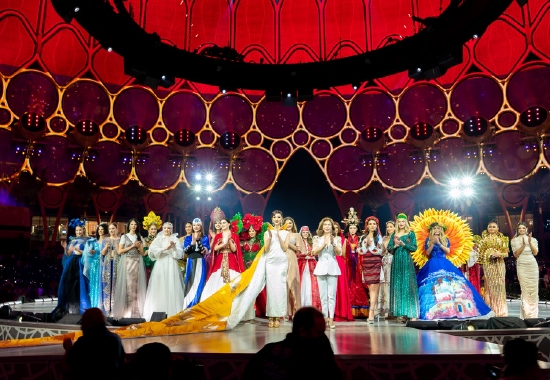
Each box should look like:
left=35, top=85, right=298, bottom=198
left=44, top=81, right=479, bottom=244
left=1, top=0, right=550, bottom=195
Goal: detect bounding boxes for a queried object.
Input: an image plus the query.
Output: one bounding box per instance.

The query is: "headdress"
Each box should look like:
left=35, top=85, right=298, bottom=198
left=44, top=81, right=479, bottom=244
left=428, top=221, right=447, bottom=231
left=210, top=207, right=225, bottom=223
left=342, top=207, right=360, bottom=227
left=242, top=213, right=263, bottom=232
left=235, top=213, right=268, bottom=244
left=69, top=218, right=86, bottom=228
left=410, top=208, right=473, bottom=268
left=143, top=211, right=162, bottom=231
left=230, top=212, right=243, bottom=234
left=397, top=213, right=408, bottom=220
left=192, top=218, right=202, bottom=225
left=364, top=216, right=380, bottom=226
left=300, top=226, right=310, bottom=233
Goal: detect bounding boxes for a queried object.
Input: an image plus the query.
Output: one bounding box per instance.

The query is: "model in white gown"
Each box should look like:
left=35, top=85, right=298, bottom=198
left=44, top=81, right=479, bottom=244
left=511, top=222, right=539, bottom=319
left=143, top=223, right=185, bottom=321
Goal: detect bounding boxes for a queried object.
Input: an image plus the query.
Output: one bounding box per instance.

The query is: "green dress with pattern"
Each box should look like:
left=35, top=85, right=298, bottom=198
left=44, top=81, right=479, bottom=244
left=387, top=231, right=419, bottom=318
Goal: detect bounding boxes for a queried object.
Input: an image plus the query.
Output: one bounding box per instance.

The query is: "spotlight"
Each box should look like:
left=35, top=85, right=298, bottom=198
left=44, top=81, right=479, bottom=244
left=74, top=7, right=80, bottom=12
left=107, top=47, right=113, bottom=52
left=205, top=173, right=214, bottom=181
left=462, top=176, right=473, bottom=187
left=449, top=188, right=461, bottom=198
left=472, top=34, right=479, bottom=39
left=416, top=67, right=422, bottom=72
left=449, top=178, right=460, bottom=188
left=161, top=75, right=166, bottom=80
left=286, top=93, right=292, bottom=98
left=195, top=173, right=202, bottom=181
left=352, top=83, right=361, bottom=91
left=196, top=196, right=200, bottom=201
left=195, top=185, right=202, bottom=192
left=464, top=187, right=474, bottom=197
left=206, top=185, right=213, bottom=192
left=208, top=197, right=212, bottom=201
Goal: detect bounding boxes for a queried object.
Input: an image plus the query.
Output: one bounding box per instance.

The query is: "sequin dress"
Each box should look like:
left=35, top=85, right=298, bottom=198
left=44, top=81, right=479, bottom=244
left=101, top=237, right=119, bottom=317
left=388, top=231, right=419, bottom=318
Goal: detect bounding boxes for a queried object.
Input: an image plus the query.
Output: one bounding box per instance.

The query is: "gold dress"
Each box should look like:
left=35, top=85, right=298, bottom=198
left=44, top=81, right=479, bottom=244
left=475, top=231, right=509, bottom=317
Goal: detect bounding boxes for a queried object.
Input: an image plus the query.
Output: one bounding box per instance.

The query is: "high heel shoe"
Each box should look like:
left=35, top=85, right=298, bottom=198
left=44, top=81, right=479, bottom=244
left=368, top=319, right=374, bottom=324
left=329, top=323, right=336, bottom=329
left=274, top=319, right=280, bottom=328
left=268, top=318, right=275, bottom=328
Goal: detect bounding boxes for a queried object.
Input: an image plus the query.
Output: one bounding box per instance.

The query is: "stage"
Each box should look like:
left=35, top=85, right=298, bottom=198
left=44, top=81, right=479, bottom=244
left=1, top=300, right=550, bottom=379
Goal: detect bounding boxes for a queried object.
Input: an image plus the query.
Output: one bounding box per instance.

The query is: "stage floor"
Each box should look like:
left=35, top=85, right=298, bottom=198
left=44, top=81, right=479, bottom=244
left=1, top=299, right=547, bottom=379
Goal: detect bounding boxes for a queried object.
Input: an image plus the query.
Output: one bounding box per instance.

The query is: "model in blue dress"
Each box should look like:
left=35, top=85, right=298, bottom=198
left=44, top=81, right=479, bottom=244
left=182, top=218, right=211, bottom=308
left=417, top=223, right=492, bottom=320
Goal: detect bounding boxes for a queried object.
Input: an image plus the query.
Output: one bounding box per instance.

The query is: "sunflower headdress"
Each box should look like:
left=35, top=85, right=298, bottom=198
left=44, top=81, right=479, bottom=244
left=143, top=211, right=162, bottom=231
left=410, top=208, right=474, bottom=268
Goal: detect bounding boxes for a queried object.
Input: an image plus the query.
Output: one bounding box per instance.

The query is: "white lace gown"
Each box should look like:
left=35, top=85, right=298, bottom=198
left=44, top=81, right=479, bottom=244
left=143, top=233, right=185, bottom=321
left=511, top=236, right=539, bottom=318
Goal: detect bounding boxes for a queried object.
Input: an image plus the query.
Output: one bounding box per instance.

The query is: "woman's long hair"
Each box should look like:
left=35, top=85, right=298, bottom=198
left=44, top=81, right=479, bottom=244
left=316, top=217, right=334, bottom=237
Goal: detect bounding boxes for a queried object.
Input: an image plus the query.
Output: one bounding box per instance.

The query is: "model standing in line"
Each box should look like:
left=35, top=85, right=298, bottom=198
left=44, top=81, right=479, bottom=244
left=511, top=222, right=539, bottom=318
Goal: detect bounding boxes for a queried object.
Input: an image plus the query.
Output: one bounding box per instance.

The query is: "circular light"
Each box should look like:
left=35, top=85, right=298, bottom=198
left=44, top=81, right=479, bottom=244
left=161, top=75, right=166, bottom=80
left=195, top=173, right=202, bottom=181
left=520, top=106, right=548, bottom=128
left=449, top=178, right=460, bottom=188
left=416, top=67, right=422, bottom=72
left=463, top=116, right=488, bottom=138
left=361, top=126, right=383, bottom=143
left=287, top=93, right=292, bottom=98
left=75, top=120, right=99, bottom=136
left=107, top=47, right=113, bottom=52
left=219, top=131, right=241, bottom=150
left=20, top=112, right=46, bottom=132
left=207, top=197, right=212, bottom=201
left=206, top=185, right=213, bottom=192
left=410, top=122, right=433, bottom=141
left=174, top=129, right=195, bottom=147
left=473, top=34, right=479, bottom=39
left=196, top=196, right=200, bottom=201
left=449, top=188, right=461, bottom=198
left=125, top=125, right=147, bottom=145
left=195, top=184, right=202, bottom=192
left=221, top=89, right=227, bottom=94
left=74, top=7, right=80, bottom=12
left=205, top=173, right=214, bottom=181
left=464, top=187, right=474, bottom=197
left=462, top=176, right=473, bottom=186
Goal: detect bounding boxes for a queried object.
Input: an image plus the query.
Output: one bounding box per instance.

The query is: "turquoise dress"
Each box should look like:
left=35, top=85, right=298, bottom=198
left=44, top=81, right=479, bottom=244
left=388, top=231, right=419, bottom=318
left=83, top=238, right=103, bottom=312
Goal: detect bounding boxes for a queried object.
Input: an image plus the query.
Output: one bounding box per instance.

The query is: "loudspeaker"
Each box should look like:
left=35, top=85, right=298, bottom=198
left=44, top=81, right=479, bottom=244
left=486, top=317, right=527, bottom=329
left=116, top=318, right=146, bottom=326
left=524, top=318, right=546, bottom=327
left=57, top=314, right=82, bottom=325
left=405, top=320, right=439, bottom=330
left=150, top=312, right=167, bottom=322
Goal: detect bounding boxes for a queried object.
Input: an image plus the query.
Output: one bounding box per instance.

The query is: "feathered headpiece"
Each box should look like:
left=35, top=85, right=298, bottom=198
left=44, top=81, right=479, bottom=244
left=410, top=209, right=473, bottom=268
left=69, top=218, right=86, bottom=228
left=143, top=211, right=162, bottom=231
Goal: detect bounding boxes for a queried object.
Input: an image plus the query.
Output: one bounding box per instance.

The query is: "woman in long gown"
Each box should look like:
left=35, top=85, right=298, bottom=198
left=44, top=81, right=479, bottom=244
left=101, top=223, right=119, bottom=317
left=200, top=218, right=244, bottom=302
left=378, top=221, right=395, bottom=318
left=114, top=218, right=147, bottom=319
left=387, top=213, right=419, bottom=322
left=208, top=207, right=225, bottom=269
left=53, top=219, right=89, bottom=318
left=333, top=221, right=353, bottom=322
left=358, top=216, right=383, bottom=324
left=511, top=222, right=539, bottom=318
left=312, top=217, right=342, bottom=329
left=344, top=209, right=369, bottom=318
left=83, top=222, right=108, bottom=311
left=142, top=212, right=161, bottom=283
left=297, top=226, right=321, bottom=310
left=240, top=214, right=266, bottom=320
left=182, top=218, right=210, bottom=308
left=143, top=222, right=185, bottom=320
left=417, top=222, right=492, bottom=320
left=263, top=210, right=290, bottom=328
left=475, top=221, right=509, bottom=317
left=284, top=217, right=301, bottom=318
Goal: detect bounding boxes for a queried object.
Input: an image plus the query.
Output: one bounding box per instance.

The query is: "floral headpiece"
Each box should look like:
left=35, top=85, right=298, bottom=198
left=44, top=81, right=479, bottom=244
left=397, top=213, right=408, bottom=220
left=69, top=218, right=86, bottom=228
left=364, top=216, right=380, bottom=226
left=243, top=213, right=263, bottom=232
left=342, top=207, right=361, bottom=227
left=428, top=221, right=447, bottom=231
left=230, top=212, right=243, bottom=234
left=236, top=213, right=268, bottom=243
left=143, top=211, right=162, bottom=231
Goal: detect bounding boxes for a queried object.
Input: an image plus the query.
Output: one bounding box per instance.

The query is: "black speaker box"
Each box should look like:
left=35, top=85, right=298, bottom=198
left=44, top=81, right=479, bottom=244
left=486, top=317, right=527, bottom=329
left=150, top=312, right=167, bottom=322
left=405, top=320, right=439, bottom=330
left=116, top=318, right=146, bottom=326
left=524, top=318, right=546, bottom=327
left=57, top=314, right=82, bottom=325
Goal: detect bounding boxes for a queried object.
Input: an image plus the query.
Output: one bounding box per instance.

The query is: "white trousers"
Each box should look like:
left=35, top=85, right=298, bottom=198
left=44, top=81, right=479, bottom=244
left=316, top=275, right=338, bottom=318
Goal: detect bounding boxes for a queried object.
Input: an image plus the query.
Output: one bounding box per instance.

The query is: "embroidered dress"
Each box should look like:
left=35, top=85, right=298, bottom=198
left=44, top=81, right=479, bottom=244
left=101, top=237, right=119, bottom=317
left=378, top=235, right=393, bottom=317
left=417, top=239, right=492, bottom=320
left=334, top=234, right=353, bottom=321
left=182, top=235, right=210, bottom=308
left=358, top=235, right=383, bottom=285
left=477, top=232, right=509, bottom=317
left=200, top=232, right=244, bottom=302
left=387, top=231, right=419, bottom=318
left=297, top=237, right=321, bottom=310
left=347, top=234, right=369, bottom=317
left=113, top=234, right=147, bottom=319
left=83, top=237, right=103, bottom=311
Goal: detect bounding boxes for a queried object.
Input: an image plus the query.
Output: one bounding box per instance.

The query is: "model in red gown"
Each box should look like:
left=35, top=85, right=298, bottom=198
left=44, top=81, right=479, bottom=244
left=333, top=221, right=354, bottom=321
left=296, top=226, right=321, bottom=310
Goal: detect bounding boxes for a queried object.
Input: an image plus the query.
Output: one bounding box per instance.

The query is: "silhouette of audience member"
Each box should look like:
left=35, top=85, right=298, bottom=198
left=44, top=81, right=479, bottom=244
left=500, top=338, right=543, bottom=379
left=64, top=308, right=125, bottom=380
left=242, top=307, right=343, bottom=380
